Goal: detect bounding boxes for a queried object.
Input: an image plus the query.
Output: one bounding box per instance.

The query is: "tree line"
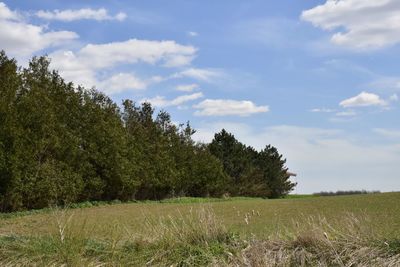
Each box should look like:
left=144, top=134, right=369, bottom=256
left=0, top=51, right=296, bottom=212
left=313, top=190, right=380, bottom=197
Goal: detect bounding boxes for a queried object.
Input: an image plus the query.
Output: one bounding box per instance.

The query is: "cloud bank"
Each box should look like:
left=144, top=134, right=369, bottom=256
left=302, top=0, right=400, bottom=50
left=0, top=2, right=78, bottom=56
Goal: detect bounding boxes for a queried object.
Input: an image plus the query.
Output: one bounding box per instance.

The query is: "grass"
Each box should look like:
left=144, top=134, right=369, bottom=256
left=0, top=196, right=260, bottom=220
left=283, top=194, right=317, bottom=199
left=0, top=192, right=399, bottom=266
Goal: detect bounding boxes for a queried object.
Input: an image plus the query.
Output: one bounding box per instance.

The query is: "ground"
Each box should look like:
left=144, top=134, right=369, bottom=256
left=0, top=192, right=399, bottom=266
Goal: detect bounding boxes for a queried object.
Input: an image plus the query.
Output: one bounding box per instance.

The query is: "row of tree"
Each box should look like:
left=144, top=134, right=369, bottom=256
left=0, top=51, right=296, bottom=212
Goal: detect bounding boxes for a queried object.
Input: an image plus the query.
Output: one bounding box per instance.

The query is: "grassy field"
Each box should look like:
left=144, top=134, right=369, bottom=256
left=0, top=192, right=399, bottom=266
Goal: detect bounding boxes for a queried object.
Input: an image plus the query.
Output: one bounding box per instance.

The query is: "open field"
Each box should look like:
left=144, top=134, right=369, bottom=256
left=0, top=192, right=399, bottom=266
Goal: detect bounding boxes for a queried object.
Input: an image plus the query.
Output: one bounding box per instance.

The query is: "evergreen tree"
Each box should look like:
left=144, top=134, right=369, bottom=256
left=0, top=51, right=296, bottom=212
left=257, top=145, right=296, bottom=198
left=209, top=129, right=296, bottom=198
left=0, top=51, right=22, bottom=211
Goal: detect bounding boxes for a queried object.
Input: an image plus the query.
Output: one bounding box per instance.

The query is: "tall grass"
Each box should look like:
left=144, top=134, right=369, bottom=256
left=0, top=206, right=399, bottom=266
left=240, top=214, right=400, bottom=266
left=0, top=196, right=259, bottom=220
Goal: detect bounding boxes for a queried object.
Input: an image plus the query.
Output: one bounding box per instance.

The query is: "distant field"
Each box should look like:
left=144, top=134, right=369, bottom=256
left=1, top=192, right=399, bottom=266
left=1, top=192, right=399, bottom=238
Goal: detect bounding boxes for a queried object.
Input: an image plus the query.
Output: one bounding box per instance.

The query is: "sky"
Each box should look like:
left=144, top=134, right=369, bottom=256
left=1, top=0, right=400, bottom=194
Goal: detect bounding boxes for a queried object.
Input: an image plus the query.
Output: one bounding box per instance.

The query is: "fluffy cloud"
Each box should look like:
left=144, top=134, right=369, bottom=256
left=36, top=8, right=126, bottom=21
left=142, top=92, right=203, bottom=107
left=49, top=39, right=197, bottom=92
left=48, top=50, right=96, bottom=87
left=77, top=39, right=196, bottom=69
left=0, top=3, right=211, bottom=96
left=193, top=99, right=269, bottom=116
left=339, top=92, right=387, bottom=108
left=98, top=73, right=147, bottom=94
left=301, top=0, right=400, bottom=50
left=0, top=2, right=78, bottom=56
left=175, top=83, right=199, bottom=92
left=0, top=2, right=19, bottom=20
left=193, top=123, right=400, bottom=193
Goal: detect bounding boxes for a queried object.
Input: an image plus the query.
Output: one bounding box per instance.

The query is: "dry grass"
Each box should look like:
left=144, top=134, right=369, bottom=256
left=239, top=214, right=400, bottom=266
left=0, top=206, right=238, bottom=266
left=0, top=193, right=399, bottom=266
left=0, top=206, right=399, bottom=266
left=1, top=193, right=399, bottom=240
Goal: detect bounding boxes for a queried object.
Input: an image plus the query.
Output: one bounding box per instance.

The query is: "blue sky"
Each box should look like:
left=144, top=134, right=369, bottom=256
left=1, top=0, right=400, bottom=193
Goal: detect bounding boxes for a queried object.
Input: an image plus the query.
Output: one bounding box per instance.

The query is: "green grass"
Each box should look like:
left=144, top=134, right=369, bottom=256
left=0, top=192, right=399, bottom=266
left=0, top=196, right=260, bottom=220
left=283, top=194, right=317, bottom=199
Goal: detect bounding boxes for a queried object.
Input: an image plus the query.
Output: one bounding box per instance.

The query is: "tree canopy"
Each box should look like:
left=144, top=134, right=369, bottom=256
left=0, top=51, right=296, bottom=212
left=209, top=129, right=295, bottom=198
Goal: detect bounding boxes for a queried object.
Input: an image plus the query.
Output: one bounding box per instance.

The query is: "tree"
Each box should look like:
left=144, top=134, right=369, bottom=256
left=209, top=129, right=295, bottom=198
left=0, top=51, right=22, bottom=211
left=257, top=145, right=296, bottom=198
left=0, top=51, right=295, bottom=212
left=208, top=129, right=250, bottom=184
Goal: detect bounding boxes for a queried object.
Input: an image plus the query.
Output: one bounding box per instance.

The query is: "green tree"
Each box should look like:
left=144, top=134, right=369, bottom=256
left=0, top=51, right=295, bottom=211
left=0, top=51, right=23, bottom=211
left=257, top=145, right=296, bottom=198
left=209, top=129, right=295, bottom=198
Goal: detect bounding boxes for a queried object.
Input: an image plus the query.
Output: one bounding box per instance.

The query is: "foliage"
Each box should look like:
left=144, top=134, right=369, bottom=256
left=0, top=51, right=293, bottom=211
left=209, top=129, right=296, bottom=198
left=313, top=190, right=381, bottom=196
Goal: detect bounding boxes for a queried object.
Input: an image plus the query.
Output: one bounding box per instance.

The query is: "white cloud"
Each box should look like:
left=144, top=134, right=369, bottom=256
left=175, top=83, right=199, bottom=92
left=49, top=39, right=197, bottom=92
left=301, top=0, right=400, bottom=50
left=339, top=92, right=387, bottom=108
left=193, top=123, right=400, bottom=193
left=49, top=50, right=96, bottom=87
left=193, top=99, right=269, bottom=116
left=169, top=92, right=204, bottom=106
left=77, top=39, right=196, bottom=69
left=36, top=8, right=126, bottom=22
left=115, top=13, right=127, bottom=21
left=163, top=54, right=195, bottom=68
left=98, top=73, right=147, bottom=94
left=311, top=108, right=336, bottom=113
left=174, top=68, right=221, bottom=82
left=390, top=93, right=398, bottom=102
left=0, top=2, right=78, bottom=56
left=188, top=31, right=198, bottom=37
left=141, top=96, right=168, bottom=107
left=142, top=92, right=204, bottom=108
left=48, top=51, right=160, bottom=94
left=0, top=2, right=19, bottom=20
left=148, top=75, right=165, bottom=84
